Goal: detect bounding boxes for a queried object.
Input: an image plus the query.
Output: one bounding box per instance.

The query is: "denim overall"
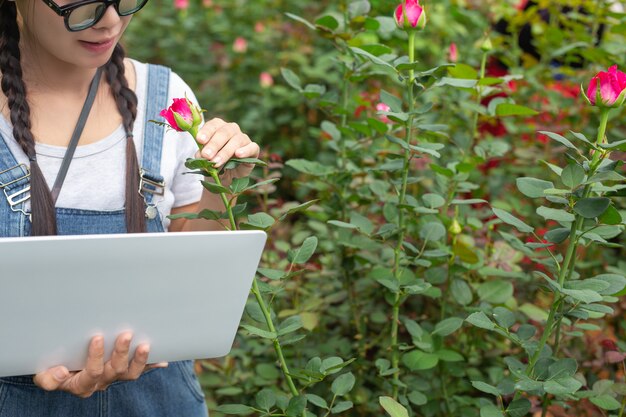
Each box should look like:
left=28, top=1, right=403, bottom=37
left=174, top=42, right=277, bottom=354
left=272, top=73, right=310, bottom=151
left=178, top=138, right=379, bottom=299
left=0, top=65, right=208, bottom=417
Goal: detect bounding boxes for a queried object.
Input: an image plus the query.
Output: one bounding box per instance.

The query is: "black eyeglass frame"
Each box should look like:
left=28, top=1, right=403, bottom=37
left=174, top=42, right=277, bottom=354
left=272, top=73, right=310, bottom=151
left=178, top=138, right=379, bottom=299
left=41, top=0, right=149, bottom=32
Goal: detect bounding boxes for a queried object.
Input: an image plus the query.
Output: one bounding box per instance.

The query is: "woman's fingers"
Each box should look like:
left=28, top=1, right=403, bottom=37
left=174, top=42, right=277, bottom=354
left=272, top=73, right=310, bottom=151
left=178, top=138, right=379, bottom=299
left=102, top=332, right=132, bottom=383
left=34, top=334, right=153, bottom=398
left=33, top=366, right=70, bottom=391
left=125, top=343, right=150, bottom=379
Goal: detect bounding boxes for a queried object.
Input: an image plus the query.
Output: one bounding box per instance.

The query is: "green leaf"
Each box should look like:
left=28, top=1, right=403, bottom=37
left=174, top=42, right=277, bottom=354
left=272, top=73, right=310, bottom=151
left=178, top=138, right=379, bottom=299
left=450, top=279, right=473, bottom=306
left=545, top=228, right=571, bottom=243
left=472, top=381, right=501, bottom=397
left=434, top=77, right=477, bottom=88
left=277, top=199, right=319, bottom=221
left=242, top=212, right=275, bottom=230
left=257, top=268, right=285, bottom=280
left=561, top=164, right=585, bottom=189
left=278, top=316, right=303, bottom=336
left=590, top=395, right=622, bottom=410
left=543, top=377, right=583, bottom=395
left=350, top=46, right=396, bottom=70
left=380, top=89, right=403, bottom=113
left=419, top=222, right=446, bottom=241
left=599, top=139, right=626, bottom=151
left=519, top=303, right=549, bottom=321
left=331, top=372, right=355, bottom=396
left=214, top=404, right=254, bottom=415
left=574, top=197, right=611, bottom=219
left=255, top=389, right=276, bottom=411
left=240, top=324, right=277, bottom=339
left=478, top=280, right=514, bottom=304
left=280, top=67, right=303, bottom=91
left=495, top=103, right=539, bottom=117
left=538, top=131, right=578, bottom=151
left=407, top=391, right=428, bottom=406
left=379, top=396, right=409, bottom=417
left=506, top=398, right=531, bottom=417
left=229, top=177, right=250, bottom=194
left=432, top=317, right=464, bottom=336
left=536, top=206, right=575, bottom=222
left=548, top=358, right=578, bottom=379
left=402, top=350, right=439, bottom=371
left=284, top=12, right=316, bottom=30
left=331, top=401, right=353, bottom=414
left=436, top=349, right=464, bottom=362
left=327, top=220, right=359, bottom=230
left=223, top=157, right=267, bottom=170
left=288, top=236, right=318, bottom=264
left=480, top=405, right=504, bottom=417
left=315, top=14, right=339, bottom=30
left=286, top=159, right=334, bottom=176
left=516, top=177, right=554, bottom=198
left=201, top=180, right=230, bottom=194
left=285, top=395, right=307, bottom=417
left=493, top=307, right=515, bottom=329
left=599, top=205, right=623, bottom=225
left=466, top=311, right=495, bottom=330
left=305, top=394, right=328, bottom=409
left=492, top=208, right=534, bottom=233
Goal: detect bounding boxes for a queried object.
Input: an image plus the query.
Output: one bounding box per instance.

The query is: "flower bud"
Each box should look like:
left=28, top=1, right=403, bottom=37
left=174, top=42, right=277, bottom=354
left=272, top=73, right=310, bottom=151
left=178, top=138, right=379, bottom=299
left=449, top=219, right=462, bottom=235
left=583, top=65, right=626, bottom=108
left=160, top=97, right=202, bottom=133
left=394, top=0, right=426, bottom=31
left=479, top=35, right=493, bottom=52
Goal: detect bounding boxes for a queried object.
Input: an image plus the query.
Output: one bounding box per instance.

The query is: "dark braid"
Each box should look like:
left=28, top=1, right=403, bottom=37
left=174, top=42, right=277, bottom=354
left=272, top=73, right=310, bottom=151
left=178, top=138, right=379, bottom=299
left=0, top=0, right=57, bottom=235
left=105, top=44, right=146, bottom=233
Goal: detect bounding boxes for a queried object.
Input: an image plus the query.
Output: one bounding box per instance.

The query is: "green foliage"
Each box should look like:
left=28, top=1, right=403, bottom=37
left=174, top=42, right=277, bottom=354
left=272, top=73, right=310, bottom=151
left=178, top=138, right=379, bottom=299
left=127, top=0, right=626, bottom=416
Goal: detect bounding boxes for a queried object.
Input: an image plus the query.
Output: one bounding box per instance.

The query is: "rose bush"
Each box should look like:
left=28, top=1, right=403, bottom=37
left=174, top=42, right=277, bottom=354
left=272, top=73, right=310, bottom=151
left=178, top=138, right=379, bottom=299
left=127, top=0, right=626, bottom=416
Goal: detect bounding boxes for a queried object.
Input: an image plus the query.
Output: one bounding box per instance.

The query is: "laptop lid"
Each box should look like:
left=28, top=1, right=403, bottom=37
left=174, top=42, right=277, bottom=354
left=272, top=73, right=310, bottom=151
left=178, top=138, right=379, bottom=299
left=0, top=230, right=266, bottom=377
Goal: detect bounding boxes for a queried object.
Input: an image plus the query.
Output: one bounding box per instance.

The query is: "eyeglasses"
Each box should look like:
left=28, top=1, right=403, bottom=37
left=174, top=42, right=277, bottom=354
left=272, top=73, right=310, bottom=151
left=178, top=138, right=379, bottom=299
left=42, top=0, right=149, bottom=31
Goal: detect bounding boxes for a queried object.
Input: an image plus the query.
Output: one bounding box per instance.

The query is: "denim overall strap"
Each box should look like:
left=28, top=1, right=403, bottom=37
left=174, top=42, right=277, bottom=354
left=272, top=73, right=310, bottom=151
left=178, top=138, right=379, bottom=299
left=0, top=133, right=30, bottom=237
left=140, top=64, right=170, bottom=223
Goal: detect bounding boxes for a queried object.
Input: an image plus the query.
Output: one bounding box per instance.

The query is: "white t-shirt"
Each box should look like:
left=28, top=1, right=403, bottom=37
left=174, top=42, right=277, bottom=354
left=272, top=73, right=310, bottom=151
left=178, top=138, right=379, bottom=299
left=0, top=59, right=203, bottom=230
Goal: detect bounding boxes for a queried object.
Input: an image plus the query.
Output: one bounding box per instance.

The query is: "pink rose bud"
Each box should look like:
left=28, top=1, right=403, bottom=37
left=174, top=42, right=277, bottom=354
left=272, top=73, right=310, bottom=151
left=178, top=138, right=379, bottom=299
left=233, top=37, right=248, bottom=53
left=394, top=0, right=426, bottom=31
left=160, top=97, right=202, bottom=133
left=174, top=0, right=189, bottom=10
left=584, top=65, right=626, bottom=108
left=259, top=72, right=274, bottom=88
left=375, top=102, right=391, bottom=124
left=448, top=42, right=458, bottom=62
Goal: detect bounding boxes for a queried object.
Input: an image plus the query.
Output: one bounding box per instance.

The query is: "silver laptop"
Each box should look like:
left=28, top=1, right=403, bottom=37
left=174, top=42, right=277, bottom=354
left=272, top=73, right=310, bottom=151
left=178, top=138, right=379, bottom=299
left=0, top=230, right=266, bottom=377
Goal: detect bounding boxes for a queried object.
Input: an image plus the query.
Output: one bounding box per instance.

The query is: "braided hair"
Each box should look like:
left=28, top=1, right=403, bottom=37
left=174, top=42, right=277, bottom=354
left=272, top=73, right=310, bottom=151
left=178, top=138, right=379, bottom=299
left=0, top=1, right=146, bottom=234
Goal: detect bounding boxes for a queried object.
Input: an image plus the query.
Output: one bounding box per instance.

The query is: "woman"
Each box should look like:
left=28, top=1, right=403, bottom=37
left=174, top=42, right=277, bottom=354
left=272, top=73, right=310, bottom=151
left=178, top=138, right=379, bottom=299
left=0, top=0, right=259, bottom=414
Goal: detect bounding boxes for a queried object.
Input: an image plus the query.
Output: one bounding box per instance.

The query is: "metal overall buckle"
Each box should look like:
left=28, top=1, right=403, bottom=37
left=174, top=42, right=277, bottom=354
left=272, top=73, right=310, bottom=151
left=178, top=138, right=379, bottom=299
left=139, top=168, right=165, bottom=220
left=0, top=164, right=32, bottom=219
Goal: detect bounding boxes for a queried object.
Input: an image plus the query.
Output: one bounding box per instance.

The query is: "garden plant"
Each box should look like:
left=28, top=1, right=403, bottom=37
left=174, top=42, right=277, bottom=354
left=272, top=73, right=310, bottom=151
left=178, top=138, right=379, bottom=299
left=126, top=0, right=626, bottom=416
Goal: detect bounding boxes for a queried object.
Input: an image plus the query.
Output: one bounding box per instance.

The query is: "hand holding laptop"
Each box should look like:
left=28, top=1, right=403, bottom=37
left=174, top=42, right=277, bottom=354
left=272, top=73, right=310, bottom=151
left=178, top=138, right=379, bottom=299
left=33, top=332, right=158, bottom=396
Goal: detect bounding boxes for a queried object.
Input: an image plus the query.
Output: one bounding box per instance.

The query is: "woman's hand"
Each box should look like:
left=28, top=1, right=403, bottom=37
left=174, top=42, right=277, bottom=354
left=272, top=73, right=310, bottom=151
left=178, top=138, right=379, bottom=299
left=33, top=333, right=165, bottom=398
left=195, top=118, right=260, bottom=182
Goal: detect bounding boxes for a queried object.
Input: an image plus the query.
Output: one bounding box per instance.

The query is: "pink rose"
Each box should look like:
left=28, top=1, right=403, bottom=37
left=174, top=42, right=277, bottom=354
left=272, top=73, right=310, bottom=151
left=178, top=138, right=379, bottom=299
left=160, top=97, right=201, bottom=133
left=174, top=0, right=189, bottom=10
left=394, top=0, right=426, bottom=30
left=585, top=65, right=626, bottom=108
left=233, top=37, right=248, bottom=53
left=259, top=72, right=274, bottom=88
left=448, top=42, right=458, bottom=63
left=375, top=102, right=391, bottom=124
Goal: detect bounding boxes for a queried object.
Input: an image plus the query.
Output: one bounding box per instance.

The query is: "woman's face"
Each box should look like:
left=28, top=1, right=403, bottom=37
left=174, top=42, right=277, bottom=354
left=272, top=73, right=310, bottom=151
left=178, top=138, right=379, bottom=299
left=16, top=0, right=133, bottom=69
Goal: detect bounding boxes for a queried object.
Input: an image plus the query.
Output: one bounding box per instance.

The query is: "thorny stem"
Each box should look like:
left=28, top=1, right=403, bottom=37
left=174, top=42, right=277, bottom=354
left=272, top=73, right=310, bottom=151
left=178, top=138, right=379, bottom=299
left=391, top=29, right=417, bottom=400
left=521, top=109, right=610, bottom=380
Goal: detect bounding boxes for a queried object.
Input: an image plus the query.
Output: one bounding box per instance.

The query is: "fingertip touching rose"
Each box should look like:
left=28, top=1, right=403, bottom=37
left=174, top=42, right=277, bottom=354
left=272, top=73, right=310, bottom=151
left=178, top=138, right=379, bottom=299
left=584, top=65, right=626, bottom=108
left=394, top=0, right=426, bottom=30
left=160, top=97, right=203, bottom=138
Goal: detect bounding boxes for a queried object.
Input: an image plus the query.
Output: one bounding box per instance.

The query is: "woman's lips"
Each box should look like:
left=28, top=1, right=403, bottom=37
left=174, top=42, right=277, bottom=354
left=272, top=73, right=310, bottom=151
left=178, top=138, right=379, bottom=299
left=78, top=38, right=115, bottom=53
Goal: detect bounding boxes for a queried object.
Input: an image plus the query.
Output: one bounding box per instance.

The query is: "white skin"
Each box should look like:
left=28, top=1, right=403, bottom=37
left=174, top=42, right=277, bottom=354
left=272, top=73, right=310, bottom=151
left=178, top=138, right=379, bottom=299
left=0, top=0, right=259, bottom=397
